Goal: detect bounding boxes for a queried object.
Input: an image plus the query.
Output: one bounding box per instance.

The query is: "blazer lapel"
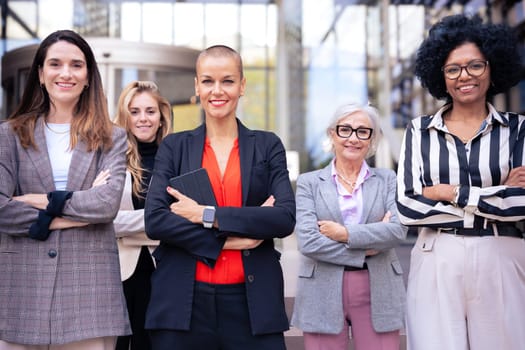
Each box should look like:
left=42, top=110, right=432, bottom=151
left=67, top=138, right=95, bottom=190
left=186, top=124, right=206, bottom=172
left=237, top=120, right=255, bottom=205
left=360, top=168, right=378, bottom=223
left=317, top=165, right=343, bottom=223
left=29, top=118, right=55, bottom=190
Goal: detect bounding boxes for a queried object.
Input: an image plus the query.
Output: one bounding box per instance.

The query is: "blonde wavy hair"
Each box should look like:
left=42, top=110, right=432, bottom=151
left=114, top=80, right=172, bottom=197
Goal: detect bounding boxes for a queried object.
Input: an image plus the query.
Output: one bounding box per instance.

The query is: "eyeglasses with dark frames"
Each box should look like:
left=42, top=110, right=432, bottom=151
left=335, top=125, right=373, bottom=140
left=441, top=60, right=489, bottom=80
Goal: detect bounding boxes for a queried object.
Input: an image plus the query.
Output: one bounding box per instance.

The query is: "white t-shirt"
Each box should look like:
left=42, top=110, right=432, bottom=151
left=44, top=123, right=72, bottom=191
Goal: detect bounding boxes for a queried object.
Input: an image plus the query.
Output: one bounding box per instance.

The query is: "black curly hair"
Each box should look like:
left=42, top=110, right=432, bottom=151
left=414, top=14, right=522, bottom=101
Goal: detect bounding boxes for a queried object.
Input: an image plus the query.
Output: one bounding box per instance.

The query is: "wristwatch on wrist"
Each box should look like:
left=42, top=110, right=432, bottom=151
left=451, top=185, right=460, bottom=207
left=202, top=206, right=216, bottom=228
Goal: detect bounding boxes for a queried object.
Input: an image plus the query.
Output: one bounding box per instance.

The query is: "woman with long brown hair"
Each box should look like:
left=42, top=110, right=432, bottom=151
left=0, top=30, right=130, bottom=349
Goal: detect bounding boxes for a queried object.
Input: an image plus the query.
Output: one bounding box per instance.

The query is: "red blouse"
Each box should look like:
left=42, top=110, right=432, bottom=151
left=195, top=138, right=245, bottom=284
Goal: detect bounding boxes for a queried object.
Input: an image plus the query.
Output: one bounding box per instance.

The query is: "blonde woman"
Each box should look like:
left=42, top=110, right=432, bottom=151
left=113, top=81, right=172, bottom=350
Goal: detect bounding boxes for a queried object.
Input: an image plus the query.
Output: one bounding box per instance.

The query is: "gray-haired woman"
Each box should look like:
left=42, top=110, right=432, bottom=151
left=292, top=102, right=407, bottom=350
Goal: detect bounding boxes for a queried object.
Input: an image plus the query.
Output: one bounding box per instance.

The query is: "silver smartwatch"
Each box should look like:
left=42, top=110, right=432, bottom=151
left=202, top=206, right=216, bottom=228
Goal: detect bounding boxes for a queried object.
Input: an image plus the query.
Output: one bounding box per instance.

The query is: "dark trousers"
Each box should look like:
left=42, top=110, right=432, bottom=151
left=149, top=282, right=286, bottom=350
left=116, top=246, right=155, bottom=350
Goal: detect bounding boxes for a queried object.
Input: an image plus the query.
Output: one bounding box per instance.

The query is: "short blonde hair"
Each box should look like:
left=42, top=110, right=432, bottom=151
left=196, top=45, right=244, bottom=79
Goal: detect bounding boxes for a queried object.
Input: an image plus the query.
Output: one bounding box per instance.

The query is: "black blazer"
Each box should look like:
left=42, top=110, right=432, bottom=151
left=144, top=119, right=296, bottom=335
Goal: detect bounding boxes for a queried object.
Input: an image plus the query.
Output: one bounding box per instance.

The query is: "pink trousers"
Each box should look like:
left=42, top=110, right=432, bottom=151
left=303, top=270, right=400, bottom=350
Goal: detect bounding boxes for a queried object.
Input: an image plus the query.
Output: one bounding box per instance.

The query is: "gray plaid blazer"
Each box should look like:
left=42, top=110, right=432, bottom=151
left=0, top=117, right=131, bottom=345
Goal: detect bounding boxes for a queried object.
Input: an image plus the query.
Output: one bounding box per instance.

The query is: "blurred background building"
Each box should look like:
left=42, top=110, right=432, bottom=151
left=1, top=0, right=524, bottom=174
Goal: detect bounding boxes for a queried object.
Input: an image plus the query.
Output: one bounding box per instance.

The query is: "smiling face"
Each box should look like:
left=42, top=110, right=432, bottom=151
left=194, top=54, right=246, bottom=121
left=330, top=111, right=372, bottom=165
left=38, top=40, right=88, bottom=109
left=444, top=42, right=490, bottom=107
left=128, top=92, right=162, bottom=143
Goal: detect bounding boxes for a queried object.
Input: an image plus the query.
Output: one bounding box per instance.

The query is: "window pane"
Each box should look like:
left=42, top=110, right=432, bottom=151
left=121, top=3, right=141, bottom=41
left=240, top=68, right=275, bottom=132
left=204, top=4, right=239, bottom=48
left=240, top=4, right=276, bottom=48
left=39, top=0, right=73, bottom=37
left=173, top=3, right=204, bottom=48
left=142, top=3, right=173, bottom=44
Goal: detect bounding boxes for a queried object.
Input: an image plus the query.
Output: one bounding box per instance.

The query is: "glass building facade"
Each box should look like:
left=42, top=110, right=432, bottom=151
left=1, top=0, right=524, bottom=172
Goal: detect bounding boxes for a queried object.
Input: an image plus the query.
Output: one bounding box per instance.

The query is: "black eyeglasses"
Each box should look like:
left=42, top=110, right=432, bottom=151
left=441, top=60, right=489, bottom=80
left=335, top=125, right=373, bottom=140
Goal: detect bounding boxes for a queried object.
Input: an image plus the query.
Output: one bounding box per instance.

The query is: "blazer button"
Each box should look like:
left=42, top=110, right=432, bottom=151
left=247, top=275, right=254, bottom=283
left=48, top=249, right=57, bottom=258
left=243, top=250, right=250, bottom=257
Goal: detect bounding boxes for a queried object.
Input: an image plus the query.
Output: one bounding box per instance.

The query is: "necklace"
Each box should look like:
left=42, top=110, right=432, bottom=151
left=459, top=130, right=478, bottom=144
left=45, top=121, right=70, bottom=135
left=337, top=172, right=357, bottom=191
left=444, top=112, right=483, bottom=144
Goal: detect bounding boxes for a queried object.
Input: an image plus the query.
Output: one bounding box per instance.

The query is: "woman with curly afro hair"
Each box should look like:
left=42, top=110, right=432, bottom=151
left=396, top=14, right=525, bottom=350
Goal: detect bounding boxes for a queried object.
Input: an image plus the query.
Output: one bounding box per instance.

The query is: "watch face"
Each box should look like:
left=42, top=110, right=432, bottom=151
left=203, top=207, right=215, bottom=222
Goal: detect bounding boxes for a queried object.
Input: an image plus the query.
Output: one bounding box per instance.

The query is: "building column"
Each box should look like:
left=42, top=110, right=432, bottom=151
left=276, top=0, right=306, bottom=174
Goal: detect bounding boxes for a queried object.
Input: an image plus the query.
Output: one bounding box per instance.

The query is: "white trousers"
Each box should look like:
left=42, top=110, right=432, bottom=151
left=0, top=337, right=116, bottom=350
left=406, top=229, right=525, bottom=350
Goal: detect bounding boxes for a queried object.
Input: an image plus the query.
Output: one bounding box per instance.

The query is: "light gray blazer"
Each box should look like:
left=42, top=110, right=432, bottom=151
left=0, top=118, right=131, bottom=345
left=291, top=164, right=407, bottom=334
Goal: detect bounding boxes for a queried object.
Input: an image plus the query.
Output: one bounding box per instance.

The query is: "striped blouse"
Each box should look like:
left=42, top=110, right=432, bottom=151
left=396, top=103, right=525, bottom=229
